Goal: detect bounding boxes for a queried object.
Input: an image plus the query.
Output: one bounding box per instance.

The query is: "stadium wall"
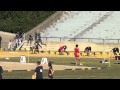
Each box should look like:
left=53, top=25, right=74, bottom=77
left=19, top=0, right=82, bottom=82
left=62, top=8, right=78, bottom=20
left=0, top=31, right=16, bottom=50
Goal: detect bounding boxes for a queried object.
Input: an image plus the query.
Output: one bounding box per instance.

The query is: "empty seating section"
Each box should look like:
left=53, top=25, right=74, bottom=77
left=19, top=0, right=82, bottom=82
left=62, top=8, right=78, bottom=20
left=20, top=11, right=120, bottom=52
left=79, top=12, right=120, bottom=43
left=41, top=11, right=108, bottom=41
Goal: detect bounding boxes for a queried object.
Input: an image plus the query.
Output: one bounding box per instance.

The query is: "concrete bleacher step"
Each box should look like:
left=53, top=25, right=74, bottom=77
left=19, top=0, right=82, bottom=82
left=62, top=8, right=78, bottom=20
left=20, top=41, right=120, bottom=52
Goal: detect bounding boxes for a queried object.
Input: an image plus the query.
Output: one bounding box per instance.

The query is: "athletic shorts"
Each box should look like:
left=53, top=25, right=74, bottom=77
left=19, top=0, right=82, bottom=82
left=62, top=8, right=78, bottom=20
left=74, top=53, right=80, bottom=58
left=36, top=77, right=43, bottom=79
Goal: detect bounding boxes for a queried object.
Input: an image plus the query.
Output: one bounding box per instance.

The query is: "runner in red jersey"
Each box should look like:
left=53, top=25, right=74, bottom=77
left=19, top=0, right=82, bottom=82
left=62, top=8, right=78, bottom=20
left=58, top=45, right=67, bottom=55
left=74, top=44, right=83, bottom=66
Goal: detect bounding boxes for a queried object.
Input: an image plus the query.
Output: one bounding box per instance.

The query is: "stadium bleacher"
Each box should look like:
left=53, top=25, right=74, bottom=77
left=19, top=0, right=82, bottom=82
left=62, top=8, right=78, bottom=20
left=41, top=11, right=110, bottom=41
left=79, top=11, right=120, bottom=43
left=1, top=11, right=120, bottom=52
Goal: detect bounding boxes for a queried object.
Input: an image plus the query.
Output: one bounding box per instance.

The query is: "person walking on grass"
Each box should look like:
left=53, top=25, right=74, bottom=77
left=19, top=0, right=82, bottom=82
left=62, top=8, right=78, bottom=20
left=34, top=61, right=43, bottom=79
left=74, top=44, right=83, bottom=66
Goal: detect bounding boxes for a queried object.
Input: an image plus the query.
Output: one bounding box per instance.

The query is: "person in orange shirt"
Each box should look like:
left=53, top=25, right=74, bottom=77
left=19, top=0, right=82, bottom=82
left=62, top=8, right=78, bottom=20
left=74, top=44, right=83, bottom=66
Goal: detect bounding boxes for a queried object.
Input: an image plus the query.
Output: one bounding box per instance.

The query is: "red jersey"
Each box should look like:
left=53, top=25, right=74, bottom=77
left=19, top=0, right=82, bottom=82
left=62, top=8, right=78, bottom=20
left=74, top=47, right=79, bottom=54
left=74, top=47, right=80, bottom=58
left=59, top=46, right=65, bottom=50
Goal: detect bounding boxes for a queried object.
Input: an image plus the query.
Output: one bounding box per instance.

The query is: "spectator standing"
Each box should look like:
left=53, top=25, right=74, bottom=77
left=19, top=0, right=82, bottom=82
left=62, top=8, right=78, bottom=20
left=8, top=40, right=12, bottom=50
left=35, top=32, right=38, bottom=43
left=37, top=33, right=46, bottom=46
left=28, top=35, right=33, bottom=45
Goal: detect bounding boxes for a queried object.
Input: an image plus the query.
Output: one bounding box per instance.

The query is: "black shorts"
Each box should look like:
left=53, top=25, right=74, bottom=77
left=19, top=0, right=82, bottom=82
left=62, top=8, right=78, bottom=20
left=36, top=77, right=43, bottom=79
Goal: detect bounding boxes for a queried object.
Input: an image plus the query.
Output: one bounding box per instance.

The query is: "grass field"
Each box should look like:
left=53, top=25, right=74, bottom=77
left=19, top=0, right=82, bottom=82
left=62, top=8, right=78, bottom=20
left=1, top=57, right=120, bottom=79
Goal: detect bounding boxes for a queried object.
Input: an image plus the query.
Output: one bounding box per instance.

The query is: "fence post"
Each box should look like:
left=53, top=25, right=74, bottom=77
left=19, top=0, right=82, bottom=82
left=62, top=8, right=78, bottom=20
left=103, top=39, right=105, bottom=44
left=60, top=37, right=61, bottom=41
left=74, top=38, right=75, bottom=42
